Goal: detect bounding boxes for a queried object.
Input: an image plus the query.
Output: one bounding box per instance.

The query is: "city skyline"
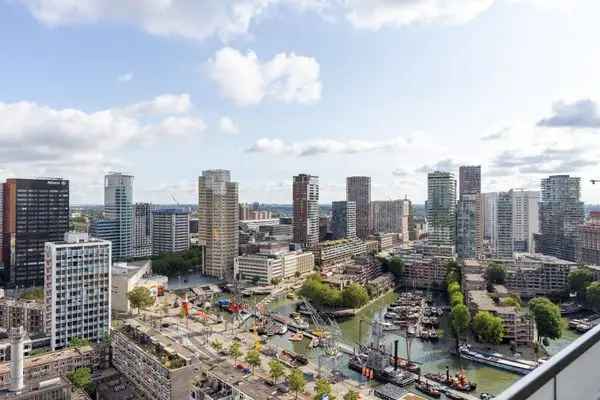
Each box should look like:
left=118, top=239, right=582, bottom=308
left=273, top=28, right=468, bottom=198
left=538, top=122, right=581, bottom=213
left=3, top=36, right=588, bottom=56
left=2, top=1, right=600, bottom=204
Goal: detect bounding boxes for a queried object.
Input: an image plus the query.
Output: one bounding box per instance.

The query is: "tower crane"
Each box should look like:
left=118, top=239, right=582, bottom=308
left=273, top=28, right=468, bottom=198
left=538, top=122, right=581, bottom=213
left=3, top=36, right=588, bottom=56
left=592, top=179, right=600, bottom=185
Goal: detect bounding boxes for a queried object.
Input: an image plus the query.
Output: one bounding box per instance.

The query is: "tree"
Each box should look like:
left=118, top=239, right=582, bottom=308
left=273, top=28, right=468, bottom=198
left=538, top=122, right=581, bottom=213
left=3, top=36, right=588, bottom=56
left=210, top=340, right=223, bottom=352
left=344, top=390, right=359, bottom=400
left=448, top=281, right=461, bottom=296
left=268, top=359, right=285, bottom=383
left=569, top=269, right=593, bottom=297
left=271, top=277, right=282, bottom=285
left=451, top=304, right=471, bottom=341
left=288, top=368, right=306, bottom=400
left=69, top=337, right=91, bottom=348
left=387, top=257, right=404, bottom=279
left=472, top=311, right=504, bottom=345
left=127, top=287, right=155, bottom=314
left=245, top=350, right=261, bottom=374
left=313, top=378, right=335, bottom=400
left=68, top=367, right=91, bottom=389
left=230, top=341, right=242, bottom=364
left=450, top=292, right=464, bottom=308
left=20, top=288, right=44, bottom=302
left=341, top=284, right=369, bottom=308
left=501, top=297, right=521, bottom=310
left=529, top=297, right=562, bottom=341
left=487, top=262, right=506, bottom=284
left=587, top=282, right=600, bottom=312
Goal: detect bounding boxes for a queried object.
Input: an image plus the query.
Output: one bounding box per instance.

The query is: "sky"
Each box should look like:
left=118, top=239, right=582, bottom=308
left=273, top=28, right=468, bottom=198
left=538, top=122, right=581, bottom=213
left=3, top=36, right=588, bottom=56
left=1, top=0, right=600, bottom=205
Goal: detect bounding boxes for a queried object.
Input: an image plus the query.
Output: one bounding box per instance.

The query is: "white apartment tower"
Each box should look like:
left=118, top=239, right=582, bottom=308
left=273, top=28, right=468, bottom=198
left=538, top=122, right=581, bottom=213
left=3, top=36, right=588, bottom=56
left=44, top=232, right=111, bottom=350
left=198, top=170, right=239, bottom=280
left=133, top=203, right=153, bottom=258
left=152, top=208, right=190, bottom=256
left=104, top=172, right=134, bottom=260
left=512, top=190, right=539, bottom=253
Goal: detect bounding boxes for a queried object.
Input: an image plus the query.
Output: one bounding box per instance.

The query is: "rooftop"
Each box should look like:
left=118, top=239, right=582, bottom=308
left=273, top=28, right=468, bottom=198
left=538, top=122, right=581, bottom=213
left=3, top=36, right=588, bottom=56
left=0, top=346, right=94, bottom=376
left=468, top=290, right=519, bottom=316
left=464, top=273, right=485, bottom=282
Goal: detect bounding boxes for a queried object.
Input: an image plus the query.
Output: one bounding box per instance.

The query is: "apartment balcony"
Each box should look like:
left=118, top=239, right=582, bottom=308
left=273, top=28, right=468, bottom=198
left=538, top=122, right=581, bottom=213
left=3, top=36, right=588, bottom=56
left=496, top=323, right=600, bottom=399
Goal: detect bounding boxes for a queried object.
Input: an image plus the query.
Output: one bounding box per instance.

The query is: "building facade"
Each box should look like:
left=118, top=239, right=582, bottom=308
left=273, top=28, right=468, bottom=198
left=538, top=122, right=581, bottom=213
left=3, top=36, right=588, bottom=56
left=111, top=260, right=168, bottom=313
left=371, top=199, right=410, bottom=236
left=512, top=190, right=539, bottom=253
left=235, top=255, right=283, bottom=285
left=346, top=176, right=371, bottom=239
left=293, top=174, right=320, bottom=249
left=496, top=191, right=514, bottom=259
left=133, top=203, right=153, bottom=258
left=44, top=233, right=111, bottom=350
left=2, top=179, right=69, bottom=288
left=331, top=201, right=357, bottom=240
left=577, top=212, right=600, bottom=266
left=459, top=165, right=481, bottom=197
left=0, top=299, right=45, bottom=337
left=456, top=194, right=483, bottom=259
left=536, top=175, right=585, bottom=261
left=482, top=192, right=498, bottom=248
left=198, top=170, right=239, bottom=280
left=427, top=171, right=457, bottom=247
left=152, top=209, right=190, bottom=256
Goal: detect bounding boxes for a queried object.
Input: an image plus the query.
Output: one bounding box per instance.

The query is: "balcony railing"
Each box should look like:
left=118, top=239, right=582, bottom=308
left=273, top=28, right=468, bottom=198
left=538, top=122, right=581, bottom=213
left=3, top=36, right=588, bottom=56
left=496, top=323, right=600, bottom=400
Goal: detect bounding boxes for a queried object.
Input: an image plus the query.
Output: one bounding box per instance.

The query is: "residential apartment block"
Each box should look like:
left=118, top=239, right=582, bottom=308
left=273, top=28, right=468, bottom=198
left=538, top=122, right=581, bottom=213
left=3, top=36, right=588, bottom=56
left=576, top=211, right=600, bottom=266
left=293, top=174, right=320, bottom=249
left=0, top=298, right=46, bottom=337
left=371, top=199, right=410, bottom=236
left=346, top=176, right=371, bottom=239
left=152, top=208, right=190, bottom=256
left=331, top=201, right=357, bottom=239
left=133, top=202, right=153, bottom=258
left=427, top=172, right=456, bottom=247
left=44, top=233, right=111, bottom=350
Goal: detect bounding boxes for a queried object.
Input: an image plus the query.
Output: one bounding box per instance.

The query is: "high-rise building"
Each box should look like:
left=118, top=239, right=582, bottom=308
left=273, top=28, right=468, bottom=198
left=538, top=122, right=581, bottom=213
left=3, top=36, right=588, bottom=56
left=331, top=201, right=357, bottom=239
left=536, top=175, right=585, bottom=261
left=371, top=200, right=410, bottom=236
left=459, top=165, right=481, bottom=198
left=456, top=194, right=483, bottom=259
left=427, top=172, right=457, bottom=247
left=346, top=176, right=371, bottom=239
left=133, top=203, right=153, bottom=258
left=0, top=184, right=3, bottom=269
left=152, top=208, right=190, bottom=256
left=44, top=232, right=111, bottom=350
left=496, top=191, right=514, bottom=259
left=98, top=172, right=134, bottom=260
left=482, top=192, right=498, bottom=240
left=2, top=178, right=69, bottom=288
left=577, top=212, right=600, bottom=266
left=512, top=190, right=539, bottom=253
left=293, top=174, right=319, bottom=249
left=198, top=170, right=239, bottom=280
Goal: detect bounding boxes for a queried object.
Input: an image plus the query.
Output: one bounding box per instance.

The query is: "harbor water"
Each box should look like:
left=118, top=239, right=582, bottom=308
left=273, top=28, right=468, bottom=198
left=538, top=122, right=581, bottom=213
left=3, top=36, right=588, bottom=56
left=261, top=290, right=579, bottom=399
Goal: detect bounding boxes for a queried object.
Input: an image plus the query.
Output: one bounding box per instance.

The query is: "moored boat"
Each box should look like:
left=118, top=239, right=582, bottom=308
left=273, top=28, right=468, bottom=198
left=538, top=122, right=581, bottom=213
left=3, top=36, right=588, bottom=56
left=415, top=380, right=441, bottom=398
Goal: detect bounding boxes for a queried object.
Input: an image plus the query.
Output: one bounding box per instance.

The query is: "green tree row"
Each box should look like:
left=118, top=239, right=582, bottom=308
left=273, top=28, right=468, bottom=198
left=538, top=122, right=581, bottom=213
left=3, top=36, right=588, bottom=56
left=150, top=247, right=203, bottom=276
left=299, top=275, right=369, bottom=308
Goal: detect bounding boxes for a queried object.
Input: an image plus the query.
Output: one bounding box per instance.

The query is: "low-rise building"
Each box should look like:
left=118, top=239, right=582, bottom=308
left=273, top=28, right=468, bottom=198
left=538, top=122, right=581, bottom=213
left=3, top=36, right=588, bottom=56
left=462, top=259, right=484, bottom=275
left=467, top=290, right=535, bottom=345
left=234, top=255, right=283, bottom=285
left=313, top=239, right=367, bottom=271
left=296, top=252, right=315, bottom=275
left=365, top=240, right=379, bottom=254
left=373, top=233, right=396, bottom=252
left=0, top=377, right=73, bottom=400
left=111, top=260, right=168, bottom=314
left=111, top=320, right=199, bottom=400
left=493, top=253, right=577, bottom=298
left=0, top=299, right=45, bottom=337
left=462, top=273, right=486, bottom=292
left=0, top=346, right=99, bottom=390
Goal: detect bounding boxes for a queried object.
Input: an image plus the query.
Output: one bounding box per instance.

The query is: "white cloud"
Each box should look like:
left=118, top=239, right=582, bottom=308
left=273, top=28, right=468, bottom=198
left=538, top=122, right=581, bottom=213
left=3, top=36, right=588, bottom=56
left=117, top=72, right=133, bottom=82
left=246, top=136, right=408, bottom=156
left=344, top=0, right=495, bottom=30
left=219, top=116, right=240, bottom=135
left=207, top=47, right=322, bottom=106
left=0, top=94, right=206, bottom=201
left=119, top=93, right=192, bottom=117
left=17, top=0, right=567, bottom=41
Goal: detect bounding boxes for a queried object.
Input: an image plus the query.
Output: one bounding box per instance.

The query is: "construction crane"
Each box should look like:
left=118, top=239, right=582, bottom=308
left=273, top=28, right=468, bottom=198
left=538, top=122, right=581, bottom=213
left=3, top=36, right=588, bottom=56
left=592, top=179, right=600, bottom=185
left=169, top=192, right=180, bottom=205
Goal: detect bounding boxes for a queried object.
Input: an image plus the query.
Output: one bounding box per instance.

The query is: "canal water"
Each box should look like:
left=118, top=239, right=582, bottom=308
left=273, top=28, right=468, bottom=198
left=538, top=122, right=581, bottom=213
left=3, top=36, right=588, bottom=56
left=262, top=291, right=579, bottom=399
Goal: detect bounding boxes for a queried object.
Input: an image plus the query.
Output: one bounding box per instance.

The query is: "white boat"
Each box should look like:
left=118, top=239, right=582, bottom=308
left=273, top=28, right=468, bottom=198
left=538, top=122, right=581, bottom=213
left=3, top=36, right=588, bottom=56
left=458, top=345, right=536, bottom=375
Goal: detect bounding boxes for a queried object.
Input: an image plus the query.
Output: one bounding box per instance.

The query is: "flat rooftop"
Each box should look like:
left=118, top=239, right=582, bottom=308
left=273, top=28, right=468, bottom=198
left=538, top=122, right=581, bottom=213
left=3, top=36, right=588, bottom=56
left=468, top=290, right=519, bottom=315
left=464, top=273, right=485, bottom=282
left=0, top=346, right=94, bottom=375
